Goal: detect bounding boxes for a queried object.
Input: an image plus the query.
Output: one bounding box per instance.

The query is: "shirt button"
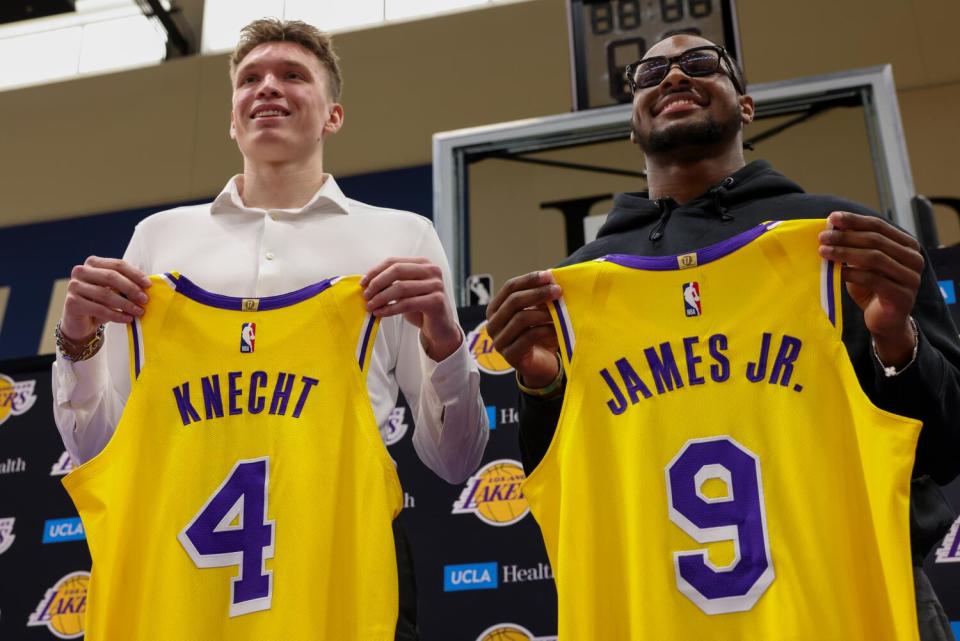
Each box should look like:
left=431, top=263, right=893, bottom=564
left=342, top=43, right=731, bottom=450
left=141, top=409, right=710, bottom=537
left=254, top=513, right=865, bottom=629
left=269, top=212, right=279, bottom=221
left=265, top=252, right=275, bottom=261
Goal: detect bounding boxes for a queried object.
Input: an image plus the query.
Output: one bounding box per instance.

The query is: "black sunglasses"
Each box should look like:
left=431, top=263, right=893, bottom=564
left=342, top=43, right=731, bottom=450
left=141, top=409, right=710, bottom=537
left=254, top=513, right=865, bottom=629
left=625, top=45, right=743, bottom=94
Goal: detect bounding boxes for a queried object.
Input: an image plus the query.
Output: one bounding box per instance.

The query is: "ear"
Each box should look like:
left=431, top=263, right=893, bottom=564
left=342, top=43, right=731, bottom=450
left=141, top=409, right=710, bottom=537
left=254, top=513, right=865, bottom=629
left=229, top=110, right=237, bottom=140
left=739, top=94, right=755, bottom=125
left=323, top=103, right=344, bottom=136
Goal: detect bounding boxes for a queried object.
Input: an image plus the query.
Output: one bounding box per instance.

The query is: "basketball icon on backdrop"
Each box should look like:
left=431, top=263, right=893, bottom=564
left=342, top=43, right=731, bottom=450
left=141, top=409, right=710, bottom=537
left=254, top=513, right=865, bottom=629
left=467, top=321, right=513, bottom=375
left=453, top=459, right=529, bottom=526
left=0, top=373, right=37, bottom=426
left=476, top=623, right=534, bottom=641
left=476, top=622, right=556, bottom=641
left=27, top=571, right=89, bottom=639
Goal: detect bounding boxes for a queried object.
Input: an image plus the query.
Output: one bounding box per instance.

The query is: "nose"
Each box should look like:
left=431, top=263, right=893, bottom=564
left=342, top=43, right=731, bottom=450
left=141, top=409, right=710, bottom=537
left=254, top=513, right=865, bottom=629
left=659, top=62, right=691, bottom=89
left=256, top=73, right=282, bottom=98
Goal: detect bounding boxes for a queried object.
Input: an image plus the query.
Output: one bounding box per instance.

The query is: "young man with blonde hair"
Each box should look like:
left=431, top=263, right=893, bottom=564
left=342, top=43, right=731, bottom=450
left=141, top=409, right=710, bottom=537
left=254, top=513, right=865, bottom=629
left=53, top=18, right=486, bottom=640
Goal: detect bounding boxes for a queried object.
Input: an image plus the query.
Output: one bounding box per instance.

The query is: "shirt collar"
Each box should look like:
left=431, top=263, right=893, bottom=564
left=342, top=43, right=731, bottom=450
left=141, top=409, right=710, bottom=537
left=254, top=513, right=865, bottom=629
left=210, top=174, right=351, bottom=216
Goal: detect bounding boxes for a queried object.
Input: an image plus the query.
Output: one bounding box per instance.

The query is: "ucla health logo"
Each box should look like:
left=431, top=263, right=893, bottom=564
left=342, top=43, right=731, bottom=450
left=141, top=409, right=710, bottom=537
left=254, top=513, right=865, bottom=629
left=935, top=516, right=960, bottom=563
left=939, top=279, right=957, bottom=305
left=43, top=518, right=86, bottom=544
left=444, top=562, right=498, bottom=592
left=240, top=322, right=256, bottom=353
left=0, top=456, right=26, bottom=475
left=28, top=571, right=89, bottom=639
left=0, top=373, right=37, bottom=426
left=467, top=321, right=513, bottom=375
left=453, top=459, right=529, bottom=526
left=0, top=517, right=15, bottom=555
left=486, top=405, right=497, bottom=430
left=682, top=281, right=702, bottom=317
left=381, top=406, right=409, bottom=446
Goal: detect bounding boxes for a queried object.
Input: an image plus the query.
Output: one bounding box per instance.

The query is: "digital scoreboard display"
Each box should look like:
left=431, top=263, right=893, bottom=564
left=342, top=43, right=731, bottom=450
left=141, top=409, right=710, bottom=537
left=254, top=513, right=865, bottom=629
left=568, top=0, right=741, bottom=110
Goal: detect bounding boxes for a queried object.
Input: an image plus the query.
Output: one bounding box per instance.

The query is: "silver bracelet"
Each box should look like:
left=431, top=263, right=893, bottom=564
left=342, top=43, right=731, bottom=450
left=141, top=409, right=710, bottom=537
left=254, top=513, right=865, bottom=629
left=56, top=322, right=105, bottom=362
left=872, top=316, right=919, bottom=378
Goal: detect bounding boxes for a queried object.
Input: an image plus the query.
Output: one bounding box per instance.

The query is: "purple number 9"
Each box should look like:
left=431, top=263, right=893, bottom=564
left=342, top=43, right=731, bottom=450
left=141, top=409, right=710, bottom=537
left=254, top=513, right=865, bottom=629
left=666, top=437, right=775, bottom=614
left=178, top=458, right=275, bottom=617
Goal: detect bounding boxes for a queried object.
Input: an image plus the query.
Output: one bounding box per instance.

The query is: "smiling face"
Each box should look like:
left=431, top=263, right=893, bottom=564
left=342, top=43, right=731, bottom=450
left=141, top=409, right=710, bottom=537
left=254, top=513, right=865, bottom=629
left=229, top=41, right=343, bottom=165
left=630, top=35, right=752, bottom=158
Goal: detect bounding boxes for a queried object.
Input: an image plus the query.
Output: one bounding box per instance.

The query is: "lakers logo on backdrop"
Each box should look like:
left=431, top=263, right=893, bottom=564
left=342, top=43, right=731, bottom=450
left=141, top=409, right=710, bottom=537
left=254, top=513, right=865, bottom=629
left=381, top=406, right=409, bottom=446
left=0, top=517, right=15, bottom=555
left=467, top=321, right=513, bottom=375
left=935, top=516, right=960, bottom=563
left=28, top=571, right=89, bottom=639
left=453, top=459, right=528, bottom=526
left=0, top=373, right=37, bottom=426
left=476, top=622, right=556, bottom=641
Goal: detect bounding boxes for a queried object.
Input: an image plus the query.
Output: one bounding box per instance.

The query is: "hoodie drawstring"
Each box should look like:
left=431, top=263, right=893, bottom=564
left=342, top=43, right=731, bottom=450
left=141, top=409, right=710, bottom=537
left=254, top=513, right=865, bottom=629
left=648, top=198, right=674, bottom=242
left=709, top=177, right=736, bottom=221
left=649, top=176, right=735, bottom=242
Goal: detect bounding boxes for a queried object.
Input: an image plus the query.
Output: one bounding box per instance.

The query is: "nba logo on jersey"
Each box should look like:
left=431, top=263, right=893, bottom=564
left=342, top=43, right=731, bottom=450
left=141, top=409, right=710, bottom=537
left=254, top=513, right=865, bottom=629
left=682, top=282, right=701, bottom=317
left=240, top=323, right=256, bottom=353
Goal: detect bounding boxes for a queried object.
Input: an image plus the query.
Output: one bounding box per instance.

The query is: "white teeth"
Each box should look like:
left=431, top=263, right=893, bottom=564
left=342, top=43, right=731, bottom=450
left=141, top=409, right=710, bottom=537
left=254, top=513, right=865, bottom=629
left=253, top=109, right=286, bottom=118
left=662, top=98, right=696, bottom=112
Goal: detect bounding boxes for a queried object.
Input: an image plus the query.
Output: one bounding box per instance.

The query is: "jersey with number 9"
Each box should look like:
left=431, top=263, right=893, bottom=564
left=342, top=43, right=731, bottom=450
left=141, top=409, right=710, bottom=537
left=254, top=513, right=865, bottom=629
left=524, top=220, right=921, bottom=640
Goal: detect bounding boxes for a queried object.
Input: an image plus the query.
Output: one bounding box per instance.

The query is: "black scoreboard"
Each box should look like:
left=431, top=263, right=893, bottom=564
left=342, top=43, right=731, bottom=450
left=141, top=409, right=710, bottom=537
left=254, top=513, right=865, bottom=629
left=567, top=0, right=742, bottom=110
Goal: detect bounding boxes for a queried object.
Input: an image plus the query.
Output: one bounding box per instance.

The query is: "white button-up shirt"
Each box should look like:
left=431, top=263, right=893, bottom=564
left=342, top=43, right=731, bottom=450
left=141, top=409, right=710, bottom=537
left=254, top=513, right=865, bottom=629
left=52, top=175, right=488, bottom=483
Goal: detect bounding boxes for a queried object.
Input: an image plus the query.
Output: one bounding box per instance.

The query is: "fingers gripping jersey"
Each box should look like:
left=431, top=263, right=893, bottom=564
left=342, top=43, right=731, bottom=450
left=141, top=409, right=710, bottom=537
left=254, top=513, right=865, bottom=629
left=63, top=274, right=402, bottom=641
left=524, top=220, right=921, bottom=641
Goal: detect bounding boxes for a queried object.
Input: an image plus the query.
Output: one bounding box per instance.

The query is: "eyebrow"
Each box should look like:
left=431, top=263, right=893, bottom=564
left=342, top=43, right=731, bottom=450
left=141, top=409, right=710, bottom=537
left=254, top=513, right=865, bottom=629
left=237, top=59, right=313, bottom=77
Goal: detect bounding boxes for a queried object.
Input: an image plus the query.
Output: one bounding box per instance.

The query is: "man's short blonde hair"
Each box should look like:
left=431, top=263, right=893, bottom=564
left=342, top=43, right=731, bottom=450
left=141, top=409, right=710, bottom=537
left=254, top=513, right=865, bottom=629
left=230, top=18, right=343, bottom=101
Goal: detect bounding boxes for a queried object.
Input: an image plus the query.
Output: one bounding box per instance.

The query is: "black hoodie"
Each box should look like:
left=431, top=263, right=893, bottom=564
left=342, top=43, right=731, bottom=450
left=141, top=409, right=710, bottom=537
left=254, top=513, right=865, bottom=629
left=520, top=160, right=960, bottom=559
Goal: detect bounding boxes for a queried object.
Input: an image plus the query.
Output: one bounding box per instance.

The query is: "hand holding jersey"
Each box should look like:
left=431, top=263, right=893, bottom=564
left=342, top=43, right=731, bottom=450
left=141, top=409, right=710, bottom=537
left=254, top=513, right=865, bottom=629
left=60, top=256, right=151, bottom=343
left=485, top=270, right=563, bottom=389
left=362, top=256, right=463, bottom=362
left=819, top=210, right=925, bottom=368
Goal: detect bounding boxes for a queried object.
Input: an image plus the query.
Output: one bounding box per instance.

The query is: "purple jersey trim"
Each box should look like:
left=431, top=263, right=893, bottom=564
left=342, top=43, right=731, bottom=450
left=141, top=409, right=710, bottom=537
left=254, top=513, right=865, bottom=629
left=358, top=315, right=376, bottom=371
left=132, top=318, right=142, bottom=379
left=167, top=273, right=335, bottom=310
left=827, top=260, right=837, bottom=326
left=604, top=223, right=772, bottom=271
left=553, top=300, right=574, bottom=362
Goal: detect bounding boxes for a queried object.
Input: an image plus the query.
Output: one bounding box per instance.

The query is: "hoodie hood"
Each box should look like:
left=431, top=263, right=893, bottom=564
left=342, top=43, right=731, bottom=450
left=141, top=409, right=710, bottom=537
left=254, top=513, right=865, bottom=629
left=564, top=159, right=875, bottom=265
left=596, top=160, right=806, bottom=239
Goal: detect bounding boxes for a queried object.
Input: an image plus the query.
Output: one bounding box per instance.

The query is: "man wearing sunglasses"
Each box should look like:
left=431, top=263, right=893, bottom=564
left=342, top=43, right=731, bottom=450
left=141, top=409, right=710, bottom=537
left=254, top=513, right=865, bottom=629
left=487, top=32, right=960, bottom=641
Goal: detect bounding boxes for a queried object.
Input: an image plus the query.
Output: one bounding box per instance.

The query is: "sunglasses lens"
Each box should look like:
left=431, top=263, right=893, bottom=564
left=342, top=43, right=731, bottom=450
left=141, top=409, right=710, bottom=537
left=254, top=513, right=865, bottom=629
left=681, top=49, right=719, bottom=76
left=634, top=59, right=668, bottom=88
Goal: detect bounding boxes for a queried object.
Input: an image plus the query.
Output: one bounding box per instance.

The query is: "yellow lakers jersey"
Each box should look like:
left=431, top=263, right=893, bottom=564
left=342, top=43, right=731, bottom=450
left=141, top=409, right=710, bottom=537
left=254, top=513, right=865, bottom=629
left=63, top=274, right=403, bottom=641
left=524, top=219, right=921, bottom=640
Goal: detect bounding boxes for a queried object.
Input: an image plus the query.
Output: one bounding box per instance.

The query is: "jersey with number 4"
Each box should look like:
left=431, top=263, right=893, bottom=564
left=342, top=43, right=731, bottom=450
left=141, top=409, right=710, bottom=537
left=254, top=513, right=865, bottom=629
left=63, top=273, right=402, bottom=641
left=524, top=219, right=921, bottom=640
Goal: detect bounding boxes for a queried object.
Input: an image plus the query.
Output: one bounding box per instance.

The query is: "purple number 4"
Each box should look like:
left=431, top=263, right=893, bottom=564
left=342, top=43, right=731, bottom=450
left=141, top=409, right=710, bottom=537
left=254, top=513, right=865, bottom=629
left=666, top=437, right=775, bottom=614
left=178, top=457, right=275, bottom=617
